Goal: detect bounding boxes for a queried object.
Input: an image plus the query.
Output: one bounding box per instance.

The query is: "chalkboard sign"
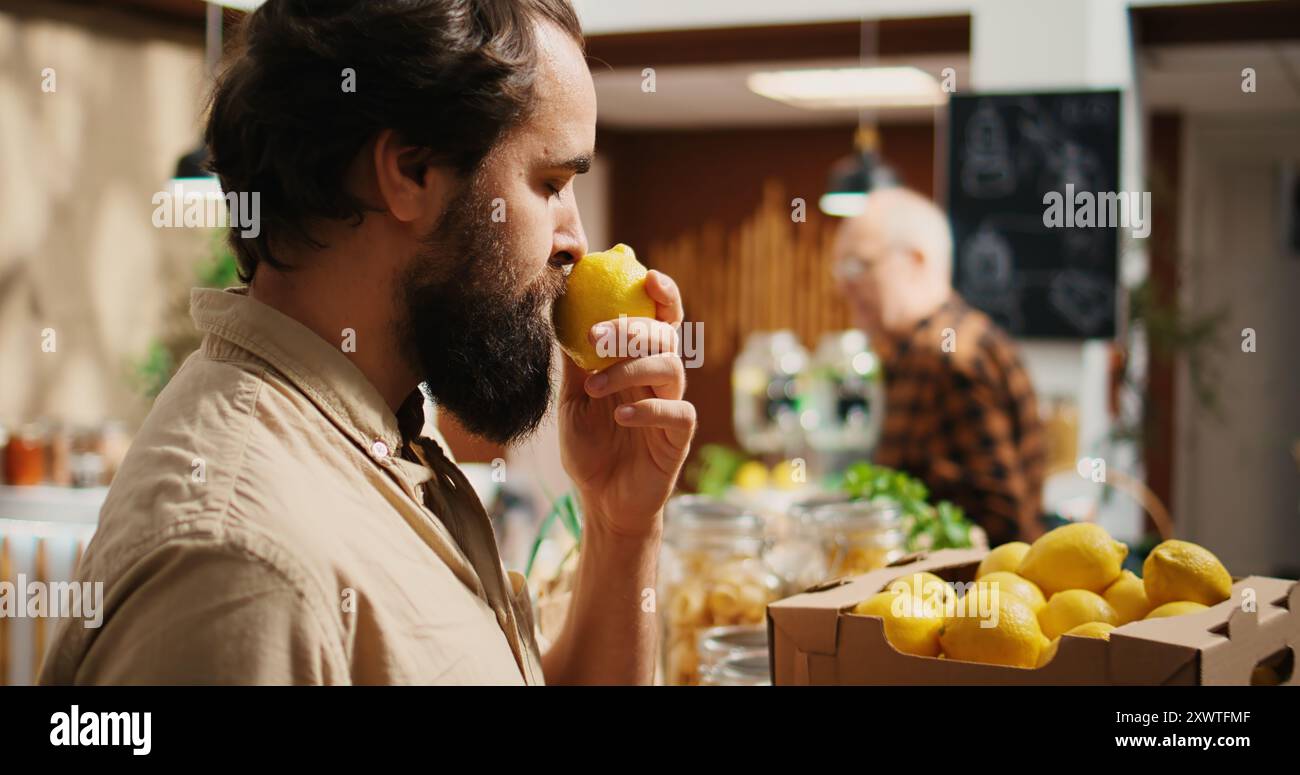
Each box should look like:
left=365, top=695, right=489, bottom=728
left=946, top=90, right=1121, bottom=339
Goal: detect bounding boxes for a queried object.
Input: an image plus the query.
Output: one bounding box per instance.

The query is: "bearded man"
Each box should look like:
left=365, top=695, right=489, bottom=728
left=40, top=0, right=694, bottom=686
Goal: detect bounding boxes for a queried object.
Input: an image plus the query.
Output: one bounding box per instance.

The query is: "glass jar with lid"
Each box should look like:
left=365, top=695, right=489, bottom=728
left=660, top=495, right=783, bottom=686
left=800, top=330, right=885, bottom=457
left=792, top=495, right=905, bottom=580
left=731, top=331, right=808, bottom=456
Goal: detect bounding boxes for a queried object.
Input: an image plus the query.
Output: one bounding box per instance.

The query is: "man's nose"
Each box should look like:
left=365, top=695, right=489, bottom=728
left=551, top=204, right=588, bottom=268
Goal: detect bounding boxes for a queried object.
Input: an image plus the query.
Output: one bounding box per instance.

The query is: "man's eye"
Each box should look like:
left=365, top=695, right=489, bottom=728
left=546, top=181, right=564, bottom=198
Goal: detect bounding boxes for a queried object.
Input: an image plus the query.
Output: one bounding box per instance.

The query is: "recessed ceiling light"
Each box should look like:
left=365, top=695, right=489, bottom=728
left=747, top=66, right=947, bottom=110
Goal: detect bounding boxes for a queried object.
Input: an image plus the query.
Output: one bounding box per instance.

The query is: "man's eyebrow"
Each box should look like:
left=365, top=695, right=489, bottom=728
left=548, top=153, right=592, bottom=174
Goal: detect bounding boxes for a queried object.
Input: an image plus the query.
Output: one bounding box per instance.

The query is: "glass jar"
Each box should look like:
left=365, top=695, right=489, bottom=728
left=793, top=495, right=905, bottom=580
left=660, top=496, right=783, bottom=686
left=698, top=624, right=767, bottom=677
left=800, top=330, right=885, bottom=457
left=731, top=331, right=808, bottom=456
left=699, top=653, right=771, bottom=686
left=4, top=423, right=48, bottom=486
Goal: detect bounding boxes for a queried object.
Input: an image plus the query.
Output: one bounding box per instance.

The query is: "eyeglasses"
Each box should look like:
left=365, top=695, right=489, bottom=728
left=831, top=253, right=884, bottom=283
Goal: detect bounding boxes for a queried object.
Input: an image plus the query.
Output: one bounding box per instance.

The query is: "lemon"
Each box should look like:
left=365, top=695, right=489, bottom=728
left=1037, top=637, right=1058, bottom=668
left=1038, top=589, right=1119, bottom=639
left=1145, top=601, right=1209, bottom=619
left=939, top=593, right=1045, bottom=669
left=884, top=571, right=956, bottom=613
left=553, top=243, right=656, bottom=371
left=1064, top=621, right=1116, bottom=639
left=1103, top=569, right=1153, bottom=624
left=770, top=460, right=802, bottom=490
left=1142, top=540, right=1233, bottom=607
left=977, top=542, right=1031, bottom=579
left=975, top=571, right=1046, bottom=614
left=1038, top=621, right=1115, bottom=667
left=1017, top=523, right=1127, bottom=596
left=852, top=591, right=943, bottom=657
left=733, top=461, right=768, bottom=491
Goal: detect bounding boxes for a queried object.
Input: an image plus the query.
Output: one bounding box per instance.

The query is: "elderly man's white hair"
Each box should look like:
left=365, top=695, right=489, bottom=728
left=858, top=187, right=953, bottom=280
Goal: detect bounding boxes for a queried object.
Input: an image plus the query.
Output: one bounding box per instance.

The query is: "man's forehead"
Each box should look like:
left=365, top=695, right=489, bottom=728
left=527, top=22, right=596, bottom=149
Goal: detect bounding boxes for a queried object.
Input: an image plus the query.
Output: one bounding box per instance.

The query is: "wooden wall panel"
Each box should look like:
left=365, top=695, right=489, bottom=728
left=602, top=122, right=936, bottom=451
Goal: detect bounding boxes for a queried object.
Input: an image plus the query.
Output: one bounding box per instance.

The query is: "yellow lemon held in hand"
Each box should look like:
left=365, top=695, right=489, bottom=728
left=977, top=542, right=1031, bottom=579
left=1038, top=589, right=1119, bottom=639
left=1017, top=523, right=1127, bottom=596
left=553, top=243, right=656, bottom=371
left=733, top=461, right=769, bottom=491
left=1104, top=569, right=1153, bottom=624
left=1145, top=601, right=1209, bottom=619
left=1142, top=540, right=1233, bottom=607
left=976, top=571, right=1047, bottom=614
left=884, top=571, right=956, bottom=610
left=852, top=591, right=943, bottom=658
left=939, top=593, right=1045, bottom=669
left=1038, top=622, right=1115, bottom=667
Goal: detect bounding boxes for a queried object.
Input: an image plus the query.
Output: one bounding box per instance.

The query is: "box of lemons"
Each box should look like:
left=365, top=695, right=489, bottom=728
left=976, top=541, right=1030, bottom=579
left=1017, top=523, right=1127, bottom=596
left=1036, top=621, right=1115, bottom=668
left=938, top=592, right=1046, bottom=669
left=851, top=590, right=944, bottom=658
left=972, top=571, right=1046, bottom=614
left=1038, top=589, right=1119, bottom=639
left=1142, top=539, right=1232, bottom=607
left=1103, top=569, right=1153, bottom=624
left=552, top=243, right=656, bottom=371
left=1145, top=600, right=1210, bottom=619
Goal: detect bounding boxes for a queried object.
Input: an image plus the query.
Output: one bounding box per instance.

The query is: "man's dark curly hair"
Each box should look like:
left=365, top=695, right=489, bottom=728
left=204, top=0, right=584, bottom=282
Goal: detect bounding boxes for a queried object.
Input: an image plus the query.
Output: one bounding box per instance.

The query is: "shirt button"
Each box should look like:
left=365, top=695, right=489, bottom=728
left=370, top=440, right=390, bottom=459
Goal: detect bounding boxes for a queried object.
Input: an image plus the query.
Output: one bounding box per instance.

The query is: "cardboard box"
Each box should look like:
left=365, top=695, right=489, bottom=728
left=768, top=548, right=1299, bottom=685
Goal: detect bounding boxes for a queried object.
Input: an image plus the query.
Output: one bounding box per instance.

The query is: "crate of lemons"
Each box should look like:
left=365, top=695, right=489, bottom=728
left=850, top=523, right=1234, bottom=670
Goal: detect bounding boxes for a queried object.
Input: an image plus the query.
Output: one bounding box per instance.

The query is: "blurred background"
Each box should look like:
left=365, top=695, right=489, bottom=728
left=1, top=0, right=1297, bottom=685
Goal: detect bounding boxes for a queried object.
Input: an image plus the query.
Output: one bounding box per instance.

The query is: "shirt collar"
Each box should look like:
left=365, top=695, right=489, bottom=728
left=190, top=286, right=412, bottom=460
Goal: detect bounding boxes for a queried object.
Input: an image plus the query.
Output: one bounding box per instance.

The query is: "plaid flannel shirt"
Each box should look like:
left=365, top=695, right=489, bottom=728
left=873, top=295, right=1046, bottom=545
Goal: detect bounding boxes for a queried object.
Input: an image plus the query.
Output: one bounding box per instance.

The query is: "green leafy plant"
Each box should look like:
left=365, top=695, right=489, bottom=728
left=133, top=234, right=240, bottom=398
left=838, top=461, right=973, bottom=550
left=525, top=491, right=582, bottom=579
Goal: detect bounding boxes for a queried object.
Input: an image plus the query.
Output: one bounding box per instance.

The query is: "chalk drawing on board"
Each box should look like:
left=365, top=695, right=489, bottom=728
left=958, top=226, right=1022, bottom=331
left=1048, top=268, right=1114, bottom=335
left=960, top=100, right=1016, bottom=199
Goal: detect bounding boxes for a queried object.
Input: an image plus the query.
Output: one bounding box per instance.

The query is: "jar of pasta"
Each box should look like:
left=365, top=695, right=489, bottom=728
left=793, top=495, right=905, bottom=580
left=660, top=496, right=782, bottom=686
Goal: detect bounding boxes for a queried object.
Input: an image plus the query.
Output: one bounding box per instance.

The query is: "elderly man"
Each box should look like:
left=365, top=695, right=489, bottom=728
left=832, top=188, right=1045, bottom=544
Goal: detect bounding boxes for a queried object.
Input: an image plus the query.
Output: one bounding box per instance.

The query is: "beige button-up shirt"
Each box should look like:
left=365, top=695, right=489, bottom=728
left=39, top=287, right=545, bottom=685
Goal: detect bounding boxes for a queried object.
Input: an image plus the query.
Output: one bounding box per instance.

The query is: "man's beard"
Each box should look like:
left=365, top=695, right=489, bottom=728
left=395, top=178, right=566, bottom=446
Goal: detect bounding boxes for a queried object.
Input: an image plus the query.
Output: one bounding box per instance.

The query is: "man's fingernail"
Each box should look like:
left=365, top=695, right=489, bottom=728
left=587, top=374, right=607, bottom=393
left=615, top=405, right=634, bottom=420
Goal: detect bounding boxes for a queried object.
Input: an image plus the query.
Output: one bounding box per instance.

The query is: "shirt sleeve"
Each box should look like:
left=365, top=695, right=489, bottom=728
left=46, top=540, right=348, bottom=686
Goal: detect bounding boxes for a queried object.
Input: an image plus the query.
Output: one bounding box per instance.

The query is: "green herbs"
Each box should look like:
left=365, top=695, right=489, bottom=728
left=839, top=461, right=973, bottom=551
left=688, top=444, right=750, bottom=497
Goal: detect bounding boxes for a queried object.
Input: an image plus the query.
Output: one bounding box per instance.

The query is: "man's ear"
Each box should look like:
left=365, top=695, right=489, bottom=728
left=371, top=128, right=451, bottom=224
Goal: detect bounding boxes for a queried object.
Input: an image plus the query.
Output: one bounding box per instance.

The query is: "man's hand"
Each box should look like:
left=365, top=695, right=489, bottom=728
left=557, top=270, right=696, bottom=538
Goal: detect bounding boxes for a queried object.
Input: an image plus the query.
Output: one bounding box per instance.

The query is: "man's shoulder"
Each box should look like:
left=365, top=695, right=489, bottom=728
left=90, top=349, right=348, bottom=578
left=912, top=298, right=1025, bottom=387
